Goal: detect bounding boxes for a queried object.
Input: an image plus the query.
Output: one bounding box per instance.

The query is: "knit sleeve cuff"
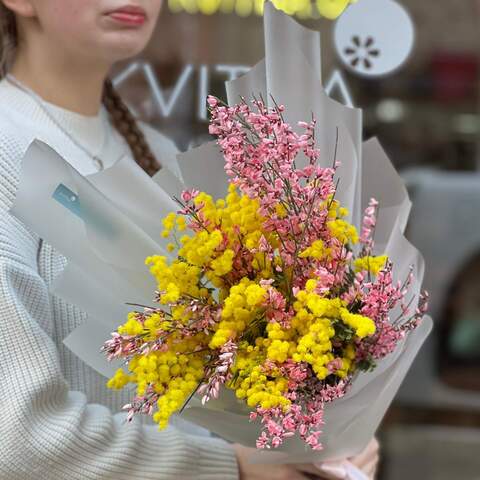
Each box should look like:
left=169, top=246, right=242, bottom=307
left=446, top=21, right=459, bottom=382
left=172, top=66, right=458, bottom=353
left=188, top=434, right=239, bottom=480
left=143, top=425, right=239, bottom=480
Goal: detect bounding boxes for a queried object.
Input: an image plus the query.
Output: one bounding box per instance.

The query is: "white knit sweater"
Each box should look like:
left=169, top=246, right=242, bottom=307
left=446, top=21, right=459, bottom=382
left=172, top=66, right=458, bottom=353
left=0, top=78, right=239, bottom=480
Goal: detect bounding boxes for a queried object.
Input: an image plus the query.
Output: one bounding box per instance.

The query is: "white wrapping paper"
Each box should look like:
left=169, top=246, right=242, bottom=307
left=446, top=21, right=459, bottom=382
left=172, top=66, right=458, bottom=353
left=10, top=2, right=431, bottom=463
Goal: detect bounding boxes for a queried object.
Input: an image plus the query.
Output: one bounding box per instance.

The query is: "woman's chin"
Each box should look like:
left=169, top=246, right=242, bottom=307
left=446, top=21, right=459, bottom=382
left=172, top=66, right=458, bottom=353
left=94, top=23, right=153, bottom=61
left=99, top=37, right=150, bottom=62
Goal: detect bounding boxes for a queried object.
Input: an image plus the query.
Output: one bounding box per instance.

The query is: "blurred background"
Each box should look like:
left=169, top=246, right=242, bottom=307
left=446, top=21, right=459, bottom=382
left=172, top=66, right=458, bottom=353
left=114, top=1, right=480, bottom=478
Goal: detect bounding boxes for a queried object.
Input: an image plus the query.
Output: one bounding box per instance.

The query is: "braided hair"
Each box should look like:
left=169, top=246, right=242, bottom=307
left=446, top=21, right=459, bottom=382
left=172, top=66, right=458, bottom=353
left=0, top=5, right=161, bottom=176
left=102, top=79, right=160, bottom=176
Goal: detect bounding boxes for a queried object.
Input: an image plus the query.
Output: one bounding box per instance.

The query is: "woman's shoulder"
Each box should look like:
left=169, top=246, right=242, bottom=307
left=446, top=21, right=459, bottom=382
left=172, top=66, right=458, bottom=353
left=0, top=106, right=35, bottom=161
left=0, top=109, right=36, bottom=211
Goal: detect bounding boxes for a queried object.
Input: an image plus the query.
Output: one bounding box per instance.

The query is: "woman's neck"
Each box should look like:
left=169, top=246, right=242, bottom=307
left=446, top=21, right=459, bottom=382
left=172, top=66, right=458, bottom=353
left=10, top=46, right=111, bottom=117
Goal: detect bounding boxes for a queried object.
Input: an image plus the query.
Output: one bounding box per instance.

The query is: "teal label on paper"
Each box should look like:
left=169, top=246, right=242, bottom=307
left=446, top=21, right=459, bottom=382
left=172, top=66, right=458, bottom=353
left=52, top=183, right=82, bottom=219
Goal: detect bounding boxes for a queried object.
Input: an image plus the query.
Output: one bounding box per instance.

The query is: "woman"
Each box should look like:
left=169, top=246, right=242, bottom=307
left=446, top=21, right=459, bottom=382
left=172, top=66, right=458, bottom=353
left=0, top=1, right=378, bottom=478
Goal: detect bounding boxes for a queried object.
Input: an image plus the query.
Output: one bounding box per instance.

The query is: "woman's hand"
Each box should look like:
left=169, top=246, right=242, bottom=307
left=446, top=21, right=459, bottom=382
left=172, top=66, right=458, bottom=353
left=234, top=437, right=380, bottom=480
left=315, top=438, right=380, bottom=479
left=233, top=443, right=327, bottom=480
left=350, top=437, right=380, bottom=478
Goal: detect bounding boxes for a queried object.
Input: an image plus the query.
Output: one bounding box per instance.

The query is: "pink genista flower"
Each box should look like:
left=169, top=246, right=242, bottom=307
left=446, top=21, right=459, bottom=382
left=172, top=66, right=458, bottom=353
left=257, top=235, right=271, bottom=254
left=263, top=285, right=291, bottom=326
left=256, top=432, right=270, bottom=449
left=313, top=267, right=336, bottom=294
left=281, top=360, right=309, bottom=386
left=327, top=358, right=344, bottom=374
left=360, top=198, right=379, bottom=252
left=342, top=271, right=366, bottom=305
left=207, top=95, right=219, bottom=107
left=305, top=431, right=323, bottom=450
left=208, top=97, right=339, bottom=279
left=417, top=291, right=429, bottom=317
left=198, top=341, right=237, bottom=404
left=354, top=262, right=429, bottom=361
left=251, top=368, right=333, bottom=450
left=361, top=263, right=403, bottom=321
left=102, top=312, right=153, bottom=360
left=183, top=300, right=221, bottom=333
left=318, top=380, right=350, bottom=403
left=122, top=385, right=159, bottom=422
left=181, top=189, right=200, bottom=203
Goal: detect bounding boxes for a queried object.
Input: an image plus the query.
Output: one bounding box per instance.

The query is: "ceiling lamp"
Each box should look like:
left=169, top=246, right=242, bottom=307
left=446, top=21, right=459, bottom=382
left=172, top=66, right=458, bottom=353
left=167, top=0, right=357, bottom=19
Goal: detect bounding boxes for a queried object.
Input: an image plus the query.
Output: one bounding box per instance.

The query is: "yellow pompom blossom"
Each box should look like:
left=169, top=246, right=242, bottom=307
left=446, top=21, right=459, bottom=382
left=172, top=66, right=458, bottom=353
left=190, top=185, right=266, bottom=243
left=146, top=255, right=204, bottom=303
left=209, top=248, right=235, bottom=277
left=266, top=322, right=297, bottom=363
left=275, top=203, right=288, bottom=218
left=109, top=331, right=207, bottom=429
left=209, top=278, right=267, bottom=349
left=143, top=313, right=171, bottom=341
left=299, top=239, right=330, bottom=260
left=328, top=219, right=359, bottom=245
left=354, top=255, right=388, bottom=276
left=291, top=290, right=338, bottom=378
left=152, top=352, right=204, bottom=429
left=293, top=287, right=375, bottom=342
left=230, top=346, right=290, bottom=410
left=149, top=185, right=276, bottom=296
left=324, top=197, right=349, bottom=220
left=335, top=344, right=357, bottom=379
left=118, top=312, right=144, bottom=336
left=340, top=310, right=376, bottom=339
left=161, top=212, right=176, bottom=238
left=290, top=285, right=375, bottom=377
left=107, top=368, right=133, bottom=390
left=312, top=197, right=359, bottom=246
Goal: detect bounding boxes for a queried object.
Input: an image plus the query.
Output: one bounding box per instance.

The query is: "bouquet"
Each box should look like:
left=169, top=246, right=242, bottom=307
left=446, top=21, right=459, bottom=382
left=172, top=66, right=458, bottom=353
left=102, top=96, right=428, bottom=451
left=11, top=2, right=432, bottom=462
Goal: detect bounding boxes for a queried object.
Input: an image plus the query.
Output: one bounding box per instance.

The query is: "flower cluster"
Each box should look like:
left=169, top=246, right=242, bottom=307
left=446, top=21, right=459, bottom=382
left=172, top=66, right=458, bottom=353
left=103, top=97, right=428, bottom=450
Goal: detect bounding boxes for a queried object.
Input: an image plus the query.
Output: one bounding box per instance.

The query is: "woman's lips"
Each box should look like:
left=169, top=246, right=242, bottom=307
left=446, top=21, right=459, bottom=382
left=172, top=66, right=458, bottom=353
left=106, top=6, right=147, bottom=26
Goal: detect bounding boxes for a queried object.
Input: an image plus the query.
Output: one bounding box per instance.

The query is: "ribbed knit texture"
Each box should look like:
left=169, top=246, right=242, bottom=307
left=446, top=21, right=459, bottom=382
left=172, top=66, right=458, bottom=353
left=0, top=79, right=239, bottom=480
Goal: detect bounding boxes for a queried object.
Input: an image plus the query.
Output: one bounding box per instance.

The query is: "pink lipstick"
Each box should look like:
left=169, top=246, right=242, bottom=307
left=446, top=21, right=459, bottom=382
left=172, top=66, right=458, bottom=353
left=107, top=5, right=147, bottom=26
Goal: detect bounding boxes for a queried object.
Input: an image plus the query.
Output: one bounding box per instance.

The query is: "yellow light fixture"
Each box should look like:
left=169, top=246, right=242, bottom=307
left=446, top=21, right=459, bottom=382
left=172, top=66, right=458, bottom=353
left=167, top=0, right=357, bottom=18
left=316, top=0, right=356, bottom=19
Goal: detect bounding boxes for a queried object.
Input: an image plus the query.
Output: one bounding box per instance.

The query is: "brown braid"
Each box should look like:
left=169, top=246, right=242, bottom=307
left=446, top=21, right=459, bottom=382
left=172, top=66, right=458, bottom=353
left=102, top=79, right=161, bottom=177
